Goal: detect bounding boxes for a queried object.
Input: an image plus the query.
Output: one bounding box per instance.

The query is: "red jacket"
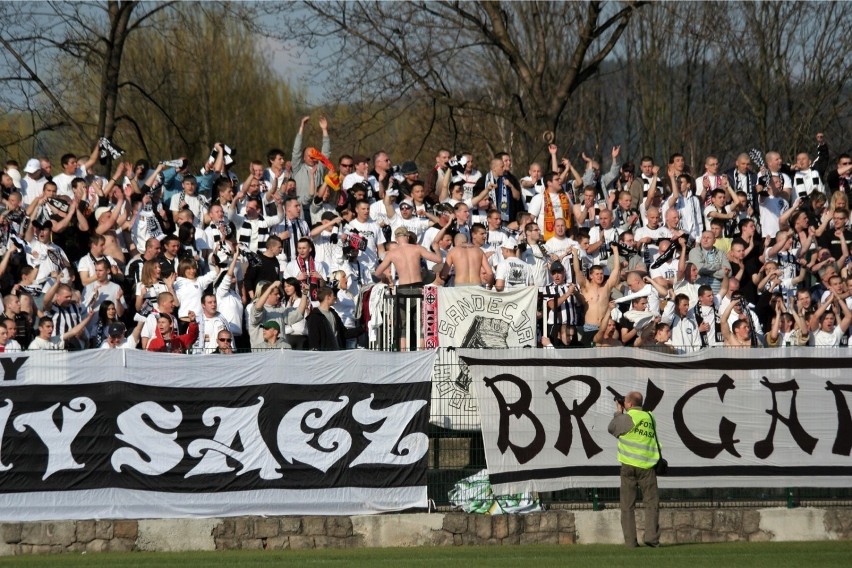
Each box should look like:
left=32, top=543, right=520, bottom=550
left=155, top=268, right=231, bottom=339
left=146, top=322, right=199, bottom=353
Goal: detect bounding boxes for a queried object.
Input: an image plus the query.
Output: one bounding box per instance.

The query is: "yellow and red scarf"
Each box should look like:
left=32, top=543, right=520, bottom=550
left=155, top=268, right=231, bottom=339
left=543, top=191, right=571, bottom=240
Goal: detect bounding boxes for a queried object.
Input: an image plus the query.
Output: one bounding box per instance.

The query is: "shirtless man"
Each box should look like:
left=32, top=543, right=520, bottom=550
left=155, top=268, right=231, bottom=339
left=375, top=226, right=444, bottom=289
left=376, top=226, right=447, bottom=350
left=571, top=242, right=620, bottom=341
left=440, top=233, right=494, bottom=287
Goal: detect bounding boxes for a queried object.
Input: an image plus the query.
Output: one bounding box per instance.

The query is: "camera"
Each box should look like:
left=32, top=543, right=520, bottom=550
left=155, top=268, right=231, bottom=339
left=606, top=386, right=625, bottom=406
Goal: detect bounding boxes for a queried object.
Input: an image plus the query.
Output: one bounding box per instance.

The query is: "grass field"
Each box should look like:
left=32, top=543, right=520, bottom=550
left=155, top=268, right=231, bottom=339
left=1, top=542, right=851, bottom=567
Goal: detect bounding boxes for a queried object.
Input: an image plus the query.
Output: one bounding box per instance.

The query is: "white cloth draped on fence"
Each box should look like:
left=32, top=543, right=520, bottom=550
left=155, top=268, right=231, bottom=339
left=426, top=286, right=537, bottom=431
left=0, top=349, right=435, bottom=521
left=460, top=347, right=852, bottom=495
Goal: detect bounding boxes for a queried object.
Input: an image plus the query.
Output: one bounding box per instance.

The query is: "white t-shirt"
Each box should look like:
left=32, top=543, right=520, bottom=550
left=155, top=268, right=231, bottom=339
left=52, top=166, right=88, bottom=199
left=344, top=218, right=386, bottom=271
left=809, top=327, right=845, bottom=347
left=495, top=257, right=533, bottom=289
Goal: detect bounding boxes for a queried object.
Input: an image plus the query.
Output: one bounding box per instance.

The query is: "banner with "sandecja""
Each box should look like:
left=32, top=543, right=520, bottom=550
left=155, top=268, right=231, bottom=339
left=0, top=349, right=435, bottom=521
left=460, top=347, right=852, bottom=495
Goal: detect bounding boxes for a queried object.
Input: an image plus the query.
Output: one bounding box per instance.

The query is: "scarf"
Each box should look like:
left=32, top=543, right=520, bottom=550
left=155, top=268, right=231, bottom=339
left=297, top=255, right=320, bottom=301
left=543, top=191, right=571, bottom=240
left=487, top=173, right=510, bottom=222
left=237, top=217, right=270, bottom=252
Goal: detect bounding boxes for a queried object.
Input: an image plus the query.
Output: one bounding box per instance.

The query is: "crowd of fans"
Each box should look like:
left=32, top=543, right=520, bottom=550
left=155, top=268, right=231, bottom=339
left=1, top=117, right=850, bottom=353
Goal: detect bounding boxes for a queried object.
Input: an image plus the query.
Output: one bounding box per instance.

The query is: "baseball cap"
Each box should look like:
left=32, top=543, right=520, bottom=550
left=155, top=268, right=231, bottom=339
left=501, top=237, right=518, bottom=250
left=23, top=158, right=41, bottom=174
left=261, top=320, right=280, bottom=332
left=107, top=322, right=126, bottom=338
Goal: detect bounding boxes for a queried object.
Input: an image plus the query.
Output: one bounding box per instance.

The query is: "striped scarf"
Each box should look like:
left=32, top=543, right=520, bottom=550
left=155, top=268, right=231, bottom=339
left=238, top=217, right=270, bottom=252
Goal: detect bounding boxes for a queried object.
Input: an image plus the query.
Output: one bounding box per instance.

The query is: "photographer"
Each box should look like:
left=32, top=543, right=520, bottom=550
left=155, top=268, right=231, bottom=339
left=607, top=390, right=661, bottom=548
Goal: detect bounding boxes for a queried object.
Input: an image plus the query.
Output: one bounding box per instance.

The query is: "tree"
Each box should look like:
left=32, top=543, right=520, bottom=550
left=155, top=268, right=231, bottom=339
left=0, top=1, right=303, bottom=168
left=0, top=1, right=176, bottom=154
left=284, top=1, right=648, bottom=164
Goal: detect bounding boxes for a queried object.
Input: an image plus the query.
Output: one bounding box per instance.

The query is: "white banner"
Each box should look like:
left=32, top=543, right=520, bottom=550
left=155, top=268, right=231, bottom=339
left=430, top=287, right=537, bottom=431
left=461, top=347, right=852, bottom=495
left=0, top=350, right=436, bottom=521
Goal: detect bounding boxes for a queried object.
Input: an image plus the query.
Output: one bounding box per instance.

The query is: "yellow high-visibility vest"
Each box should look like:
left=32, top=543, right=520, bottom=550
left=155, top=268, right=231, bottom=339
left=617, top=408, right=660, bottom=469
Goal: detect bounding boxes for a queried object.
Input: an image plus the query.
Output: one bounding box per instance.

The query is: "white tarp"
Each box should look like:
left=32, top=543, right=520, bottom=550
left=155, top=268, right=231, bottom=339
left=461, top=347, right=852, bottom=495
left=429, top=286, right=537, bottom=431
left=0, top=350, right=436, bottom=521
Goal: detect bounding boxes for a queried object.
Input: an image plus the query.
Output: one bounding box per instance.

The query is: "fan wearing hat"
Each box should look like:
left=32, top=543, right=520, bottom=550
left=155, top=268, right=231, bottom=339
left=291, top=115, right=331, bottom=217
left=19, top=157, right=46, bottom=198
left=494, top=237, right=533, bottom=291
left=375, top=225, right=443, bottom=290
left=25, top=213, right=73, bottom=291
left=396, top=160, right=420, bottom=197
left=383, top=189, right=432, bottom=244
left=257, top=319, right=286, bottom=349
left=247, top=280, right=307, bottom=350
left=100, top=321, right=140, bottom=350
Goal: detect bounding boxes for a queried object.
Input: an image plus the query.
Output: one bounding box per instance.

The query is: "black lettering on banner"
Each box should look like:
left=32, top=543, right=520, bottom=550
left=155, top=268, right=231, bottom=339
left=0, top=357, right=28, bottom=381
left=642, top=380, right=665, bottom=412
left=483, top=374, right=545, bottom=464
left=605, top=380, right=665, bottom=413
left=545, top=375, right=603, bottom=459
left=825, top=381, right=852, bottom=456
left=673, top=373, right=741, bottom=459
left=754, top=377, right=818, bottom=459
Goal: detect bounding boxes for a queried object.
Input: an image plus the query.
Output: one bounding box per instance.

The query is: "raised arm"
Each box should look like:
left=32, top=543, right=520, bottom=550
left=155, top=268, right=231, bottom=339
left=605, top=246, right=621, bottom=290
left=720, top=300, right=737, bottom=342
left=837, top=295, right=852, bottom=334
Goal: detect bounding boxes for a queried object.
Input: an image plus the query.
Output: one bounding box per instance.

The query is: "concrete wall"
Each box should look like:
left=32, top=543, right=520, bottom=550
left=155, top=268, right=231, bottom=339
left=1, top=508, right=851, bottom=555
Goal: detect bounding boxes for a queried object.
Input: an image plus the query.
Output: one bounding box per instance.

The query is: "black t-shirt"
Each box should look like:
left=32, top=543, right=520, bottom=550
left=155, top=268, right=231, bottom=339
left=817, top=228, right=852, bottom=261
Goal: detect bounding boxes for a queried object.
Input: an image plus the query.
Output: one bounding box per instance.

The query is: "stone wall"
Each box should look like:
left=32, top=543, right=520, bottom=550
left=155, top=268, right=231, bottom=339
left=1, top=508, right=851, bottom=555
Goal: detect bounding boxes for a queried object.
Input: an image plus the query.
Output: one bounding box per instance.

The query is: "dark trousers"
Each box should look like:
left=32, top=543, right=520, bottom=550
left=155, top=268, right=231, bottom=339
left=620, top=463, right=660, bottom=547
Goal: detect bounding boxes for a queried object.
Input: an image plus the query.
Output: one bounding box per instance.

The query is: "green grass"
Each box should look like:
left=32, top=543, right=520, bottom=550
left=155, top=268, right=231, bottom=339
left=1, top=542, right=851, bottom=567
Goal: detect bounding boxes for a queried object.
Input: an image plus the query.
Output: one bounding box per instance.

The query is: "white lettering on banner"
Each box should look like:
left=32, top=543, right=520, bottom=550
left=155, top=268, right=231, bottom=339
left=2, top=392, right=432, bottom=481
left=113, top=402, right=184, bottom=476
left=349, top=395, right=428, bottom=467
left=460, top=348, right=852, bottom=495
left=13, top=397, right=96, bottom=480
left=0, top=400, right=12, bottom=471
left=0, top=350, right=436, bottom=521
left=188, top=397, right=282, bottom=479
left=278, top=397, right=352, bottom=473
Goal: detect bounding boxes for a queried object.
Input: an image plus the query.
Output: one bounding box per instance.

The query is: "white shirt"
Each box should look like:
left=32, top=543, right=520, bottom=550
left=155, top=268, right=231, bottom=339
left=21, top=175, right=48, bottom=206
left=528, top=192, right=568, bottom=231
left=52, top=166, right=87, bottom=199
left=495, top=257, right=533, bottom=289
